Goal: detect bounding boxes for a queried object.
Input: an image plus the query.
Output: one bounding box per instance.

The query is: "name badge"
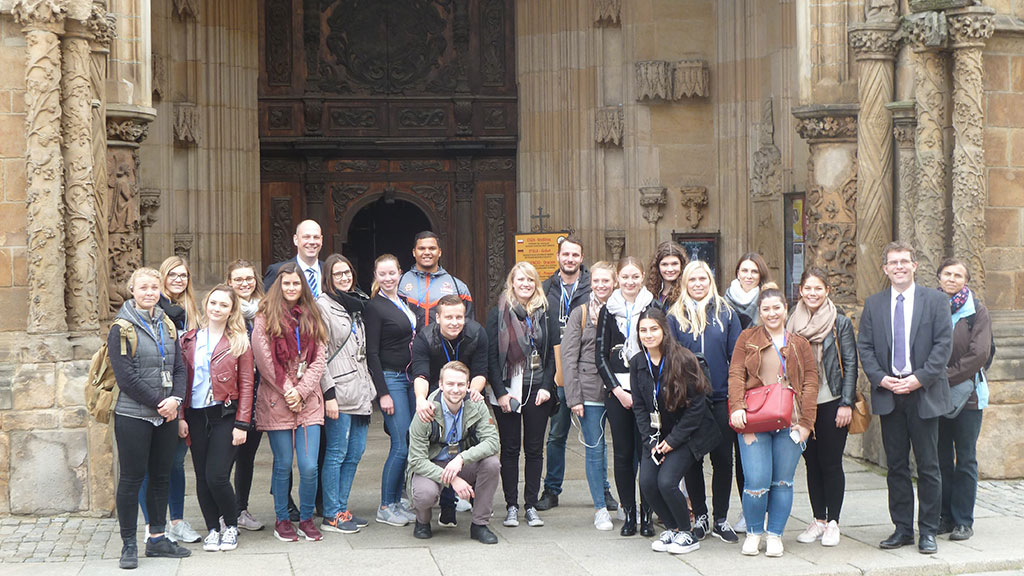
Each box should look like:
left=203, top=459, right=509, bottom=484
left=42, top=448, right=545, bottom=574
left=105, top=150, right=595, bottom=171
left=161, top=370, right=173, bottom=389
left=559, top=324, right=566, bottom=339
left=296, top=360, right=307, bottom=380
left=447, top=444, right=459, bottom=458
left=529, top=350, right=542, bottom=370
left=650, top=411, right=662, bottom=430
left=355, top=345, right=366, bottom=363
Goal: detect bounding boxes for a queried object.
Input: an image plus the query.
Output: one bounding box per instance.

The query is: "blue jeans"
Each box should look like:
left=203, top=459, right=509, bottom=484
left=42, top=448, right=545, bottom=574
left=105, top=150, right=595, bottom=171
left=737, top=428, right=805, bottom=536
left=580, top=404, right=611, bottom=509
left=380, top=370, right=415, bottom=506
left=938, top=408, right=983, bottom=527
left=322, top=413, right=369, bottom=518
left=139, top=437, right=188, bottom=523
left=267, top=426, right=321, bottom=521
left=543, top=387, right=571, bottom=495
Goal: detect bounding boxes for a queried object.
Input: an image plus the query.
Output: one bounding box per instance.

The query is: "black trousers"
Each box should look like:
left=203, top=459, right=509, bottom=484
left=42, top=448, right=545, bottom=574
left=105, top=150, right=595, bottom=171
left=493, top=388, right=550, bottom=509
left=684, top=398, right=734, bottom=521
left=881, top=393, right=940, bottom=536
left=234, top=427, right=262, bottom=511
left=186, top=406, right=241, bottom=531
left=639, top=447, right=697, bottom=532
left=115, top=414, right=179, bottom=540
left=804, top=398, right=849, bottom=523
left=605, top=392, right=642, bottom=510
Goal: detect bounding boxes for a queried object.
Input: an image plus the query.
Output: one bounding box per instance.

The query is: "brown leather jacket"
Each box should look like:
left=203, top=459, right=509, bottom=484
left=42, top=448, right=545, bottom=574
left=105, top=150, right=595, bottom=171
left=728, top=325, right=819, bottom=431
left=180, top=329, right=255, bottom=430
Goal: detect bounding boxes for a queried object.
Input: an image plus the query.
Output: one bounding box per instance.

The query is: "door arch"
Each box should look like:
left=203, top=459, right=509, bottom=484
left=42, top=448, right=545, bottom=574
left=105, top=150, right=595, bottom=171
left=342, top=195, right=433, bottom=293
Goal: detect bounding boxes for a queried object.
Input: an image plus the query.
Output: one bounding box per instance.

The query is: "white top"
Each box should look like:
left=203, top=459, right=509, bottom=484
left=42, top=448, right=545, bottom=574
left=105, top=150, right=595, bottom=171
left=889, top=283, right=916, bottom=376
left=297, top=258, right=321, bottom=294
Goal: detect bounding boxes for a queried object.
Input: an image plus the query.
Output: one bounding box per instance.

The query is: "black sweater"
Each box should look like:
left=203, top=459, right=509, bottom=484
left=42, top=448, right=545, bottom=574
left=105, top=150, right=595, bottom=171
left=365, top=294, right=416, bottom=397
left=410, top=320, right=488, bottom=393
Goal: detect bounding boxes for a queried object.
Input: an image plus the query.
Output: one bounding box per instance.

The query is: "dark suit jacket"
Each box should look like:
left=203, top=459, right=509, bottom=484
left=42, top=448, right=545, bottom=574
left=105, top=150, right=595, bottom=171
left=263, top=257, right=324, bottom=292
left=857, top=284, right=953, bottom=419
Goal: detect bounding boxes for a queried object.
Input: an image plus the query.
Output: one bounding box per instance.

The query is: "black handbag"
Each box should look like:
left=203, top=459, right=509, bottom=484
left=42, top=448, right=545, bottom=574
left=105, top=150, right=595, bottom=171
left=944, top=379, right=975, bottom=419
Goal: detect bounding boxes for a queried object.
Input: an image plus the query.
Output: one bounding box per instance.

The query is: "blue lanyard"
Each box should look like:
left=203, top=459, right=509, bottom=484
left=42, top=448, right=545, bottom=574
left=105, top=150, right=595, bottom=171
left=388, top=295, right=416, bottom=331
left=624, top=301, right=635, bottom=339
left=443, top=338, right=460, bottom=362
left=561, top=280, right=577, bottom=319
left=295, top=325, right=302, bottom=357
left=139, top=316, right=167, bottom=361
left=645, top=351, right=663, bottom=403
left=447, top=404, right=463, bottom=444
left=771, top=331, right=788, bottom=381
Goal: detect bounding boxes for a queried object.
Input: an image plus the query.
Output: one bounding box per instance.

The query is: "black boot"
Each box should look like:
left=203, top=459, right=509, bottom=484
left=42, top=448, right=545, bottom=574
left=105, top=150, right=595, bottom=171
left=119, top=538, right=138, bottom=570
left=639, top=503, right=655, bottom=537
left=619, top=506, right=637, bottom=537
left=604, top=488, right=618, bottom=512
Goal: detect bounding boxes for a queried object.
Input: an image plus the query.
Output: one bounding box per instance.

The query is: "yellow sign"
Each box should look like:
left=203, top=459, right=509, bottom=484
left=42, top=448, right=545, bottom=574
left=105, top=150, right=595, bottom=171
left=514, top=232, right=567, bottom=279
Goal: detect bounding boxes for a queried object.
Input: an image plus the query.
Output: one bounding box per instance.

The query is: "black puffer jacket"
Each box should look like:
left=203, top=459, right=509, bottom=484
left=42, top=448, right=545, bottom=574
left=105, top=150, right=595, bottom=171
left=820, top=313, right=858, bottom=407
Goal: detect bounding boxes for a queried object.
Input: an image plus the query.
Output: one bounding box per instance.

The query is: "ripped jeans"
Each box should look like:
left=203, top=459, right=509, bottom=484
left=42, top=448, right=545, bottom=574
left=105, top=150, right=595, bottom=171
left=736, top=428, right=805, bottom=536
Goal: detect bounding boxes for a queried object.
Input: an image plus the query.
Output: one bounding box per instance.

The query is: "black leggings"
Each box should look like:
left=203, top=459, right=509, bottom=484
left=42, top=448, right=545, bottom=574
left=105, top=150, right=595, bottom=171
left=493, top=388, right=550, bottom=509
left=605, top=391, right=641, bottom=510
left=234, top=427, right=262, bottom=511
left=115, top=414, right=179, bottom=540
left=187, top=406, right=241, bottom=531
left=803, top=398, right=849, bottom=523
left=684, top=398, right=734, bottom=521
left=639, top=447, right=698, bottom=532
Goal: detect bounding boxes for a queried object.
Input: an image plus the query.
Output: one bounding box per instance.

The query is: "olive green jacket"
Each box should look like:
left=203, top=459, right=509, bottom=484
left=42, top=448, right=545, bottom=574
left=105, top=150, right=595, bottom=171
left=406, top=389, right=500, bottom=486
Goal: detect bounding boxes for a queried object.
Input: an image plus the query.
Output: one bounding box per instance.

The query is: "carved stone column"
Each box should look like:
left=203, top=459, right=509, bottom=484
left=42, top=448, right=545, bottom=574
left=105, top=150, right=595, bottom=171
left=886, top=101, right=917, bottom=245
left=793, top=104, right=859, bottom=306
left=948, top=6, right=995, bottom=296
left=905, top=13, right=949, bottom=285
left=61, top=18, right=99, bottom=331
left=14, top=1, right=68, bottom=334
left=850, top=19, right=899, bottom=303
left=88, top=4, right=114, bottom=321
left=750, top=99, right=784, bottom=278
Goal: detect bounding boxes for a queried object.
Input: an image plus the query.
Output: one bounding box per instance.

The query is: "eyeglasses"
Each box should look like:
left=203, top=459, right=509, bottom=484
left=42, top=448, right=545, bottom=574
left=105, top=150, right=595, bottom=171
left=332, top=270, right=353, bottom=279
left=231, top=276, right=256, bottom=284
left=885, top=259, right=913, bottom=268
left=167, top=272, right=189, bottom=281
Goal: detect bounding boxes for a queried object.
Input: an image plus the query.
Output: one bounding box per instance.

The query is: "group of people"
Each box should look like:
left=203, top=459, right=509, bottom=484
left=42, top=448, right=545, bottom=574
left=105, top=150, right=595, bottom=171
left=107, top=218, right=993, bottom=569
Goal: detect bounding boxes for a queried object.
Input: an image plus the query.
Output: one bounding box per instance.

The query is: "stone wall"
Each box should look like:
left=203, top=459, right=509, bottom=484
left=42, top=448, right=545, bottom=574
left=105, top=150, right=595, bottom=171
left=0, top=14, right=28, bottom=334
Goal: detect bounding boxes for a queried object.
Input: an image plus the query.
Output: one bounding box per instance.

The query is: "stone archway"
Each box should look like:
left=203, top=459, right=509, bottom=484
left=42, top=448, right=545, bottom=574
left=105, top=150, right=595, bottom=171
left=342, top=195, right=434, bottom=292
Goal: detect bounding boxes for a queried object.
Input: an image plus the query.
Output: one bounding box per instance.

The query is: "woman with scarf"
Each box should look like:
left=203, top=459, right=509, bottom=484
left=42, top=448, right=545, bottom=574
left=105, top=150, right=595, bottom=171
left=723, top=253, right=771, bottom=330
left=645, top=241, right=688, bottom=310
left=226, top=259, right=266, bottom=531
left=668, top=260, right=742, bottom=544
left=563, top=261, right=618, bottom=530
left=486, top=261, right=556, bottom=529
left=251, top=262, right=328, bottom=543
left=365, top=254, right=419, bottom=527
left=596, top=256, right=655, bottom=537
left=317, top=254, right=375, bottom=534
left=787, top=268, right=857, bottom=547
left=936, top=258, right=992, bottom=542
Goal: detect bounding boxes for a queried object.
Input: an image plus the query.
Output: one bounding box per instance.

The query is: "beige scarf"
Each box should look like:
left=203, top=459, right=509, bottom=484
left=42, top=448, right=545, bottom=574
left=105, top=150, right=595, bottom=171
left=786, top=298, right=837, bottom=386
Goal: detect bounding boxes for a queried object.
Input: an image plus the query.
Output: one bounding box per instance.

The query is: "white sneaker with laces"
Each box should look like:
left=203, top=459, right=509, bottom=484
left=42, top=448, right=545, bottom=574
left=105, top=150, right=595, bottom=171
left=594, top=508, right=613, bottom=531
left=821, top=520, right=840, bottom=547
left=766, top=534, right=784, bottom=557
left=742, top=533, right=761, bottom=556
left=503, top=506, right=519, bottom=527
left=651, top=530, right=675, bottom=552
left=797, top=520, right=826, bottom=543
left=667, top=531, right=700, bottom=555
left=525, top=507, right=544, bottom=527
left=169, top=519, right=202, bottom=543
left=220, top=526, right=239, bottom=551
left=203, top=529, right=220, bottom=552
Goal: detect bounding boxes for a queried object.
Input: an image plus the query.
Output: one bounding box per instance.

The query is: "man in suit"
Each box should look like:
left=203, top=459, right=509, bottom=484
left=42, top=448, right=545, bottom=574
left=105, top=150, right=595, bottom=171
left=857, top=241, right=953, bottom=554
left=264, top=220, right=325, bottom=296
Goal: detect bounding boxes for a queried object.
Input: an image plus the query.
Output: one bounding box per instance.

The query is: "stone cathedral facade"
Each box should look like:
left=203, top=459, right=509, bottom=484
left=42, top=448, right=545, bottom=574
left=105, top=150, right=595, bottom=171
left=0, top=0, right=1020, bottom=514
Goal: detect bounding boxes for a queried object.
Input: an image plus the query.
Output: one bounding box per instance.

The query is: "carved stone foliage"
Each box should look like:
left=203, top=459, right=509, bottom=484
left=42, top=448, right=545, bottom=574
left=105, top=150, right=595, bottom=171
left=638, top=186, right=667, bottom=224
left=12, top=0, right=66, bottom=25
left=173, top=0, right=199, bottom=21
left=269, top=197, right=293, bottom=264
left=265, top=0, right=292, bottom=86
left=596, top=0, right=621, bottom=26
left=174, top=233, right=194, bottom=259
left=485, top=195, right=506, bottom=306
left=330, top=184, right=370, bottom=225
left=334, top=159, right=381, bottom=172
left=329, top=108, right=377, bottom=129
left=672, top=60, right=710, bottom=99
left=106, top=148, right=142, bottom=314
left=411, top=184, right=450, bottom=228
left=261, top=157, right=302, bottom=174
left=475, top=157, right=514, bottom=172
left=805, top=167, right=858, bottom=302
left=751, top=99, right=782, bottom=198
left=904, top=11, right=948, bottom=49
left=848, top=26, right=899, bottom=58
left=481, top=0, right=506, bottom=86
left=174, top=103, right=199, bottom=145
left=106, top=118, right=149, bottom=144
left=605, top=230, right=626, bottom=261
left=139, top=189, right=161, bottom=227
left=912, top=48, right=949, bottom=285
left=679, top=186, right=708, bottom=229
left=595, top=106, right=623, bottom=146
left=85, top=6, right=115, bottom=47
left=794, top=113, right=858, bottom=141
left=947, top=9, right=995, bottom=47
left=398, top=108, right=446, bottom=128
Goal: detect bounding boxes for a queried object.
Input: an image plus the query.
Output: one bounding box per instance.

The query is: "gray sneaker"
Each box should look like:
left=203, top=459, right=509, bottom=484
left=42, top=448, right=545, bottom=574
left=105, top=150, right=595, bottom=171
left=503, top=506, right=519, bottom=527
left=237, top=510, right=264, bottom=531
left=375, top=503, right=410, bottom=527
left=397, top=501, right=418, bottom=522
left=168, top=520, right=202, bottom=543
left=525, top=507, right=544, bottom=527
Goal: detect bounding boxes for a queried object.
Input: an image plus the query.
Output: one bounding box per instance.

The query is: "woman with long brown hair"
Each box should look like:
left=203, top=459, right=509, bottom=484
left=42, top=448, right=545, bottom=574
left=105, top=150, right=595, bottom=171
left=646, top=241, right=688, bottom=310
left=252, top=262, right=328, bottom=543
left=723, top=252, right=771, bottom=330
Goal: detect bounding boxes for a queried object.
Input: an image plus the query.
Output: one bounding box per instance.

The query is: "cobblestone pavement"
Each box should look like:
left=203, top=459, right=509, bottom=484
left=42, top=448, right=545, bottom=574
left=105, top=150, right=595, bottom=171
left=0, top=516, right=118, bottom=563
left=976, top=480, right=1024, bottom=518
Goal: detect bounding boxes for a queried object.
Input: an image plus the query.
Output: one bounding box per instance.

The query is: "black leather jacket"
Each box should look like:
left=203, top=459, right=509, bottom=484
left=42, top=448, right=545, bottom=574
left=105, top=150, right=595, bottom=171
left=822, top=313, right=858, bottom=407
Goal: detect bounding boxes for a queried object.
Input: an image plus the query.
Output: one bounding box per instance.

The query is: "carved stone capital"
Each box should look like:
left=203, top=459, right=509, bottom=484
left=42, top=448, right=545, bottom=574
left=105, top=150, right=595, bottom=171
left=947, top=6, right=995, bottom=49
left=85, top=5, right=115, bottom=47
left=635, top=60, right=710, bottom=101
left=886, top=100, right=917, bottom=147
left=679, top=186, right=708, bottom=229
left=638, top=186, right=667, bottom=224
left=12, top=0, right=67, bottom=29
left=139, top=188, right=161, bottom=227
left=596, top=0, right=620, bottom=27
left=672, top=60, right=709, bottom=99
left=595, top=106, right=623, bottom=146
left=173, top=0, right=199, bottom=22
left=605, top=230, right=626, bottom=261
left=849, top=23, right=900, bottom=60
left=903, top=11, right=948, bottom=51
left=635, top=61, right=674, bottom=101
left=793, top=104, right=859, bottom=143
left=106, top=104, right=156, bottom=146
left=174, top=102, right=199, bottom=146
left=174, top=233, right=194, bottom=259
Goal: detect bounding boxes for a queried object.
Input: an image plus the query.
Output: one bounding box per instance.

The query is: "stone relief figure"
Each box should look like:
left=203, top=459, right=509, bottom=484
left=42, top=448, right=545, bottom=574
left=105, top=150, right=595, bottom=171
left=106, top=151, right=142, bottom=312
left=108, top=159, right=137, bottom=234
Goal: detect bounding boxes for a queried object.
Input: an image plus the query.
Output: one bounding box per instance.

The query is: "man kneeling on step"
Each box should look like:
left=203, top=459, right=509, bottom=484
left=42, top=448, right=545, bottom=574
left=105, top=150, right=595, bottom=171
left=408, top=361, right=501, bottom=544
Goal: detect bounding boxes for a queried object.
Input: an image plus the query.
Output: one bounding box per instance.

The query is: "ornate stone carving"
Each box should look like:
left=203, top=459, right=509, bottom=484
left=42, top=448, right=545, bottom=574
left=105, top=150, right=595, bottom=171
left=794, top=112, right=858, bottom=141
left=269, top=197, right=293, bottom=263
left=174, top=103, right=199, bottom=145
left=62, top=23, right=99, bottom=331
left=398, top=108, right=446, bottom=128
left=411, top=184, right=450, bottom=228
left=751, top=99, right=782, bottom=198
left=19, top=5, right=68, bottom=333
left=849, top=26, right=900, bottom=59
left=867, top=0, right=898, bottom=19
left=90, top=3, right=111, bottom=319
left=672, top=60, right=710, bottom=99
left=910, top=44, right=949, bottom=285
left=105, top=148, right=141, bottom=314
left=805, top=168, right=859, bottom=302
left=605, top=230, right=626, bottom=261
left=481, top=0, right=506, bottom=86
left=304, top=100, right=323, bottom=134
left=333, top=160, right=380, bottom=172
left=887, top=101, right=918, bottom=246
left=903, top=11, right=948, bottom=49
left=679, top=186, right=708, bottom=229
left=485, top=195, right=506, bottom=306
left=139, top=188, right=161, bottom=227
left=261, top=158, right=301, bottom=174
left=173, top=0, right=199, bottom=21
left=85, top=5, right=115, bottom=47
left=265, top=0, right=292, bottom=86
left=399, top=160, right=444, bottom=172
left=268, top=106, right=292, bottom=130
left=331, top=184, right=370, bottom=221
left=947, top=9, right=995, bottom=47
left=635, top=61, right=674, bottom=101
left=638, top=185, right=667, bottom=224
left=329, top=108, right=377, bottom=129
left=305, top=182, right=326, bottom=204
left=173, top=233, right=193, bottom=259
left=483, top=106, right=506, bottom=130
left=152, top=52, right=166, bottom=101
left=595, top=106, right=623, bottom=146
left=476, top=157, right=514, bottom=172
left=106, top=117, right=149, bottom=143
left=596, top=0, right=621, bottom=26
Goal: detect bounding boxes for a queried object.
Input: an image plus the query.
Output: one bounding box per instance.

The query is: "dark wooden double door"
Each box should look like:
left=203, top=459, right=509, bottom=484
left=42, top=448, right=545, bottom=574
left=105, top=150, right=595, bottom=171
left=258, top=0, right=517, bottom=306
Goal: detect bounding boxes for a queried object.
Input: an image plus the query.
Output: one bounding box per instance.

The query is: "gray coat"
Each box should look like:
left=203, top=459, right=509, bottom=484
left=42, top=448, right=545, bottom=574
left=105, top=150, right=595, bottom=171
left=562, top=303, right=605, bottom=407
left=317, top=294, right=375, bottom=416
left=109, top=301, right=186, bottom=422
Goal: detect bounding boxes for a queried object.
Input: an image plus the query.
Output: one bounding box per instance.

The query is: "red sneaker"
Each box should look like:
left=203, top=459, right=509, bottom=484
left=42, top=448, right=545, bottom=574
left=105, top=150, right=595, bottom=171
left=297, top=519, right=323, bottom=541
left=274, top=520, right=299, bottom=542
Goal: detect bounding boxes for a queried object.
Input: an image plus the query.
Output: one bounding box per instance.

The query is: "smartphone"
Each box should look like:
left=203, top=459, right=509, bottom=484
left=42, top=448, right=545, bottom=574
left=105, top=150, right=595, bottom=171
left=790, top=428, right=802, bottom=444
left=651, top=452, right=663, bottom=466
left=508, top=397, right=521, bottom=412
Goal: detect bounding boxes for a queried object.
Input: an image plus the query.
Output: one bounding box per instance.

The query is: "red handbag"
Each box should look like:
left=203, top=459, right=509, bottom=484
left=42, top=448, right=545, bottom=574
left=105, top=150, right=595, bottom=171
left=733, top=382, right=795, bottom=433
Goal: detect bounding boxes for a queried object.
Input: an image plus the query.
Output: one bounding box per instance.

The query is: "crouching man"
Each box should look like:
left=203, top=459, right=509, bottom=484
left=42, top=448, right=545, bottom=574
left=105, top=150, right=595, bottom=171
left=408, top=361, right=501, bottom=544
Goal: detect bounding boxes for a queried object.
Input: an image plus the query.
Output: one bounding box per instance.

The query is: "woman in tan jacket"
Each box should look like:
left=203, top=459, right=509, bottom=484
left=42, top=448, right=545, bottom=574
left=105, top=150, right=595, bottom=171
left=728, top=283, right=819, bottom=558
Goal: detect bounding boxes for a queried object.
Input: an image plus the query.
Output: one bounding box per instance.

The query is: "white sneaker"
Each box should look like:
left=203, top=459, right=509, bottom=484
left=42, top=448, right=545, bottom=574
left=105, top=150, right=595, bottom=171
left=169, top=520, right=202, bottom=543
left=734, top=512, right=747, bottom=533
left=525, top=507, right=544, bottom=527
left=652, top=530, right=675, bottom=552
left=454, top=496, right=473, bottom=512
left=503, top=506, right=519, bottom=527
left=797, top=520, right=826, bottom=543
left=219, top=526, right=238, bottom=551
left=766, top=534, right=784, bottom=557
left=821, top=520, right=840, bottom=547
left=594, top=508, right=613, bottom=531
left=667, top=531, right=700, bottom=555
left=203, top=529, right=220, bottom=552
left=742, top=533, right=761, bottom=556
